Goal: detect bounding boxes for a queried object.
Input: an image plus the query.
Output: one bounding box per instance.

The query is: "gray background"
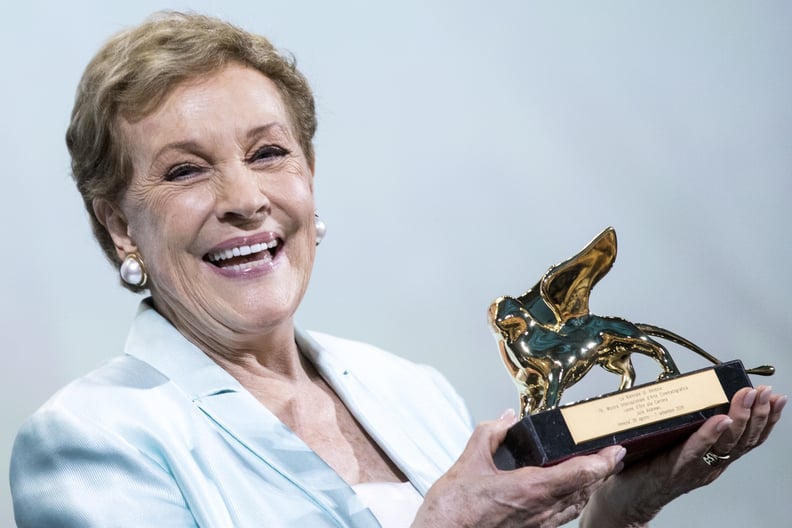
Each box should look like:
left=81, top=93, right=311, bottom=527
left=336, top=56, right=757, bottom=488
left=2, top=1, right=790, bottom=526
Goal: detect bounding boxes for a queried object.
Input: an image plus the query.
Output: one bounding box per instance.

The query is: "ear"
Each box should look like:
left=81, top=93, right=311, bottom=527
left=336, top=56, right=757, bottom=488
left=93, top=198, right=137, bottom=260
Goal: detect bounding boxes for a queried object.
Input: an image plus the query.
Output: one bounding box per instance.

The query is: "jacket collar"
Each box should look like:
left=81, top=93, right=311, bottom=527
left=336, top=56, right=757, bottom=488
left=123, top=300, right=447, bottom=495
left=124, top=299, right=379, bottom=526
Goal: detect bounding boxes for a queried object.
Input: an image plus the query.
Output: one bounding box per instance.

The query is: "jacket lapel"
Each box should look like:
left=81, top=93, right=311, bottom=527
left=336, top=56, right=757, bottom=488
left=296, top=330, right=453, bottom=495
left=125, top=300, right=380, bottom=527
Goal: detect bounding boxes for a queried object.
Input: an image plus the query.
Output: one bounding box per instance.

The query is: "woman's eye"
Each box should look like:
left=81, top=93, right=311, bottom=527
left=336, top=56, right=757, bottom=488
left=164, top=164, right=201, bottom=182
left=250, top=145, right=289, bottom=162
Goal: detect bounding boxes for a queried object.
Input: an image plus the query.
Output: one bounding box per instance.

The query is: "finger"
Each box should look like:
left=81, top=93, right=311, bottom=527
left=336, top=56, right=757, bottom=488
left=547, top=488, right=595, bottom=527
left=486, top=408, right=518, bottom=454
left=537, top=446, right=626, bottom=497
left=711, top=387, right=755, bottom=452
left=499, top=407, right=518, bottom=422
left=724, top=385, right=771, bottom=455
left=596, top=445, right=628, bottom=473
left=757, top=393, right=786, bottom=445
left=733, top=385, right=773, bottom=451
left=683, top=414, right=733, bottom=462
left=461, top=410, right=519, bottom=467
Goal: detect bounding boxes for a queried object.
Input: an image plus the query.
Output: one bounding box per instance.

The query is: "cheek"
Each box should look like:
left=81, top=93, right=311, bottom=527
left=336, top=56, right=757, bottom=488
left=125, top=187, right=213, bottom=259
left=269, top=173, right=315, bottom=231
left=281, top=157, right=314, bottom=197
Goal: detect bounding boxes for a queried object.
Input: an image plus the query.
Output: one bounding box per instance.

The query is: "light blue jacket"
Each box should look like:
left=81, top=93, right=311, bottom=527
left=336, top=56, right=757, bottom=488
left=10, top=300, right=473, bottom=527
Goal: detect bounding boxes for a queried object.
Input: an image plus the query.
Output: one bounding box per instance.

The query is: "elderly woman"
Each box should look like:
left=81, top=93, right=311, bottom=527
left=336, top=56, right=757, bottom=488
left=10, top=11, right=785, bottom=528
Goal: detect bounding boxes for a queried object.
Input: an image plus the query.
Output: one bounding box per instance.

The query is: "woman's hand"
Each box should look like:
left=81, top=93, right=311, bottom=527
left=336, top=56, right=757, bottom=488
left=580, top=385, right=787, bottom=527
left=412, top=409, right=626, bottom=528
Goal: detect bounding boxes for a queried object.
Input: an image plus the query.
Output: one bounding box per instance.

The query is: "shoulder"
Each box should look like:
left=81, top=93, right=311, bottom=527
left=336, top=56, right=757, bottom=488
left=10, top=354, right=186, bottom=479
left=10, top=356, right=196, bottom=527
left=12, top=350, right=207, bottom=470
left=17, top=353, right=180, bottom=431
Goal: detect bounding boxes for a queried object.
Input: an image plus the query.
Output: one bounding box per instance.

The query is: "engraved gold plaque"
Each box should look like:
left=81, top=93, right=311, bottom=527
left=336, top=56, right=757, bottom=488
left=560, top=369, right=727, bottom=444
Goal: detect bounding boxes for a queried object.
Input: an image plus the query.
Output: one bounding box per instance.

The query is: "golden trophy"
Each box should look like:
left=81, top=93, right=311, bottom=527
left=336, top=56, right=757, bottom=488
left=490, top=227, right=774, bottom=468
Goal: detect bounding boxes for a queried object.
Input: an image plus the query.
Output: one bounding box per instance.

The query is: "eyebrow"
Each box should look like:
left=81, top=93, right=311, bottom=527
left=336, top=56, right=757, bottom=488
left=151, top=122, right=292, bottom=161
left=245, top=122, right=292, bottom=141
left=152, top=140, right=204, bottom=161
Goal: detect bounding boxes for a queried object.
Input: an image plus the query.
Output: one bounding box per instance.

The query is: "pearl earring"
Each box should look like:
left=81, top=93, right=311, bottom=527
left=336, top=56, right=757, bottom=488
left=314, top=212, right=327, bottom=246
left=120, top=253, right=148, bottom=288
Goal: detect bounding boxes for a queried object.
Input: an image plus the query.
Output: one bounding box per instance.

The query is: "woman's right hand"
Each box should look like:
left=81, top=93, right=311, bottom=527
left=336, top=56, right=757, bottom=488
left=411, top=409, right=626, bottom=528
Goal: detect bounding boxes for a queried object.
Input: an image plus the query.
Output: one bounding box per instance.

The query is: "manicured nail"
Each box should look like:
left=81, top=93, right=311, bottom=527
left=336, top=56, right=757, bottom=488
left=500, top=408, right=516, bottom=421
left=759, top=386, right=773, bottom=405
left=775, top=395, right=788, bottom=413
left=716, top=417, right=733, bottom=433
left=742, top=389, right=757, bottom=409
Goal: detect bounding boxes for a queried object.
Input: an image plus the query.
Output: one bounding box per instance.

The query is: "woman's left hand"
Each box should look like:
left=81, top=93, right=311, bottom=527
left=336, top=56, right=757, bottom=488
left=580, top=385, right=787, bottom=527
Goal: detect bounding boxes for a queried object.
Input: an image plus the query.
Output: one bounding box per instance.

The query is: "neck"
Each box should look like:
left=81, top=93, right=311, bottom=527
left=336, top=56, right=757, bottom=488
left=151, top=296, right=309, bottom=385
left=207, top=331, right=312, bottom=388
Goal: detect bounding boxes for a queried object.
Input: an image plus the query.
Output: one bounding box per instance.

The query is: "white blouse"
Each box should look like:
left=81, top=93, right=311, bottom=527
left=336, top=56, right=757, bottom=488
left=352, top=481, right=424, bottom=528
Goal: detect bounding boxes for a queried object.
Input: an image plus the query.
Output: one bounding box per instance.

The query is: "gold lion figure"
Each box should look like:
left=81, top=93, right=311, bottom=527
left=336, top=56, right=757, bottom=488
left=489, top=227, right=772, bottom=417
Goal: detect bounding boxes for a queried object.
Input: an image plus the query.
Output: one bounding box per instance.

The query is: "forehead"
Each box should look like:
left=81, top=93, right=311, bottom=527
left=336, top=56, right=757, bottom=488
left=119, top=63, right=295, bottom=155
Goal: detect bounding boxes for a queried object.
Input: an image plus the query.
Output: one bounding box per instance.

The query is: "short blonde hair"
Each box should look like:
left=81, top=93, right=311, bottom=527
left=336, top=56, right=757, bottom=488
left=67, top=11, right=317, bottom=287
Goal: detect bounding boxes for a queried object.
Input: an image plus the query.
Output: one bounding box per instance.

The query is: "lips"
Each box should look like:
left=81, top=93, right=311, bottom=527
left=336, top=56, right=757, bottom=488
left=204, top=239, right=280, bottom=272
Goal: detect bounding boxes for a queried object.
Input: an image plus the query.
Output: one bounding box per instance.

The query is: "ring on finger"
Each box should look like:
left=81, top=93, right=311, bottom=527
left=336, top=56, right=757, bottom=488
left=702, top=450, right=731, bottom=467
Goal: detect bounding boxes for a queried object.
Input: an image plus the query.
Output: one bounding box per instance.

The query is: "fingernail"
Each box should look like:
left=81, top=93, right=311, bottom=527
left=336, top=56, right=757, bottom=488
left=614, top=446, right=627, bottom=464
left=742, top=389, right=757, bottom=409
left=499, top=408, right=516, bottom=421
left=759, top=386, right=773, bottom=405
left=716, top=416, right=733, bottom=433
left=775, top=395, right=788, bottom=414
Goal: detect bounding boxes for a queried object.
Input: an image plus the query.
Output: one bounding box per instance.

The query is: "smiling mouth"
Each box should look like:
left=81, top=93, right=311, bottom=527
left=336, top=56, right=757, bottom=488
left=204, top=239, right=280, bottom=271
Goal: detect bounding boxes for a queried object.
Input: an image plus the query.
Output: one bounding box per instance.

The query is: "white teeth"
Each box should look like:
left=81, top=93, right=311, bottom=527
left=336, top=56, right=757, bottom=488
left=207, top=241, right=278, bottom=263
left=225, top=253, right=272, bottom=272
left=211, top=248, right=234, bottom=261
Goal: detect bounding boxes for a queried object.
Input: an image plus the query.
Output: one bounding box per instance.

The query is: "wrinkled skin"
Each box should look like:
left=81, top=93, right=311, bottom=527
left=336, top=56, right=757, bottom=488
left=413, top=409, right=626, bottom=528
left=580, top=385, right=786, bottom=527
left=413, top=385, right=785, bottom=528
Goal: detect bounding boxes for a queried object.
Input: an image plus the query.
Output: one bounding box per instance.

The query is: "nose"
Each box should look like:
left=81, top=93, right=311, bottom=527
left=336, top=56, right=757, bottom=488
left=214, top=166, right=270, bottom=222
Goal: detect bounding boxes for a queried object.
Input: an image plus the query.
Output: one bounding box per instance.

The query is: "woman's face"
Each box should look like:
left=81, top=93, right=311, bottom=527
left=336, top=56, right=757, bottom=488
left=104, top=63, right=316, bottom=350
